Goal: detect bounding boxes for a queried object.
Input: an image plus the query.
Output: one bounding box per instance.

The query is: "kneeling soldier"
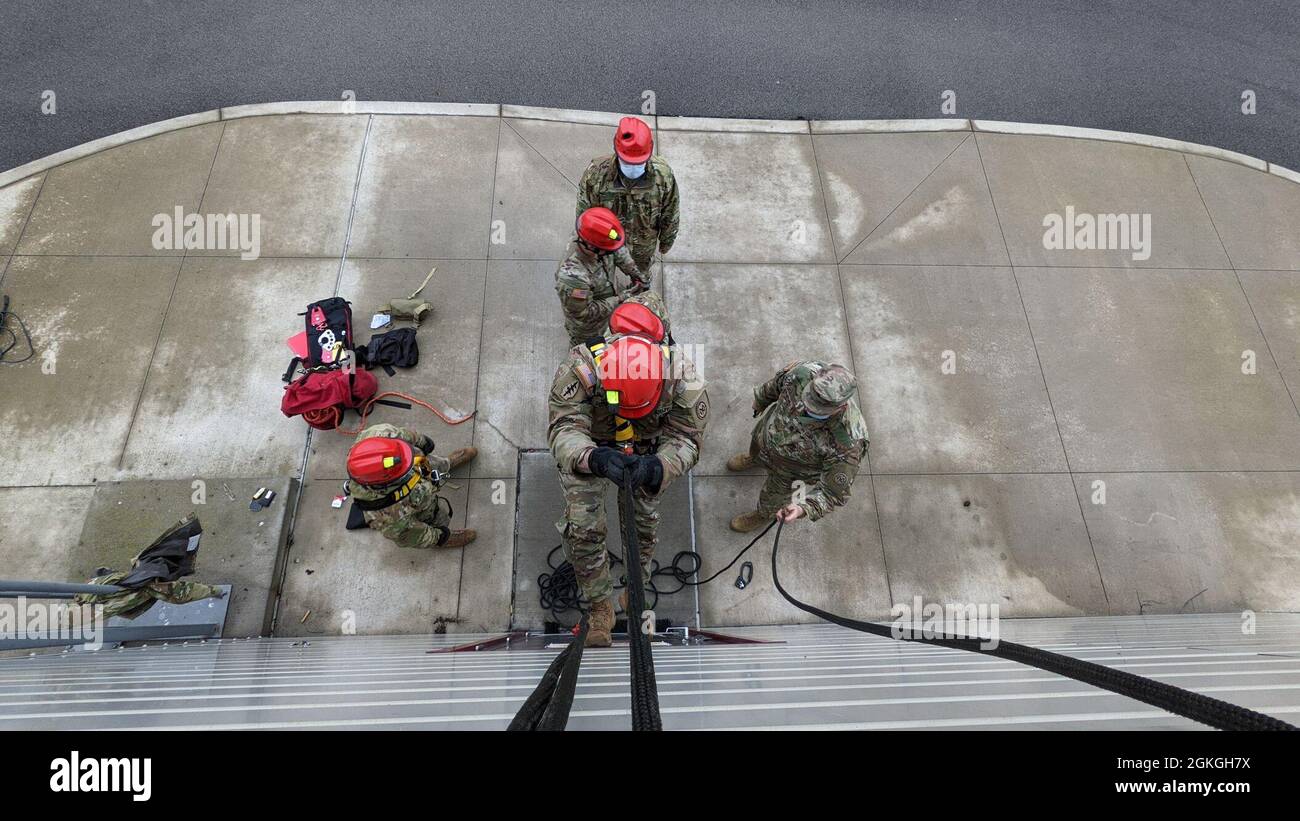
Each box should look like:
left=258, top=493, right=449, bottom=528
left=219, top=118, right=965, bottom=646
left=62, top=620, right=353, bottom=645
left=548, top=303, right=707, bottom=647
left=727, top=362, right=868, bottom=531
left=346, top=424, right=478, bottom=549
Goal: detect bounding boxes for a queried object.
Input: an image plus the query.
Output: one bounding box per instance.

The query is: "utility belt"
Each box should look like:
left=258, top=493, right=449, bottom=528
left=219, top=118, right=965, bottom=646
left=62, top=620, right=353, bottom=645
left=350, top=458, right=442, bottom=512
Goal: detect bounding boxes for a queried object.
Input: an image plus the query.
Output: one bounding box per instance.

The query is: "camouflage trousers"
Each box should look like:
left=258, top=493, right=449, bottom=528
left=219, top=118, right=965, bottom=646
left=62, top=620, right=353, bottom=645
left=76, top=578, right=224, bottom=620
left=750, top=441, right=820, bottom=517
left=555, top=470, right=659, bottom=603
left=363, top=480, right=452, bottom=549
left=628, top=242, right=656, bottom=278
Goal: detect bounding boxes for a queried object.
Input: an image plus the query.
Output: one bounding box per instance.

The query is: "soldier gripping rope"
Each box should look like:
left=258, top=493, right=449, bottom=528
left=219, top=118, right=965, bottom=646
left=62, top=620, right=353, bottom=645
left=576, top=116, right=680, bottom=277
left=346, top=424, right=478, bottom=549
left=548, top=301, right=707, bottom=647
left=555, top=206, right=647, bottom=347
left=727, top=362, right=868, bottom=532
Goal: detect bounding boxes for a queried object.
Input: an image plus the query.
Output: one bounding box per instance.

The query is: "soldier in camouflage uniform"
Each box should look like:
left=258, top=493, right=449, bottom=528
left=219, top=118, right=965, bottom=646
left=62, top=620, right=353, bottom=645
left=557, top=206, right=648, bottom=347
left=347, top=424, right=478, bottom=550
left=727, top=362, right=868, bottom=532
left=576, top=116, right=680, bottom=277
left=75, top=573, right=225, bottom=620
left=548, top=320, right=707, bottom=647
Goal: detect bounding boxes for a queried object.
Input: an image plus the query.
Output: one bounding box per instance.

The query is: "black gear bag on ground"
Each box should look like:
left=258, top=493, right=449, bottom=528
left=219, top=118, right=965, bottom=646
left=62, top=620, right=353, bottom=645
left=302, top=297, right=354, bottom=366
left=357, top=327, right=419, bottom=375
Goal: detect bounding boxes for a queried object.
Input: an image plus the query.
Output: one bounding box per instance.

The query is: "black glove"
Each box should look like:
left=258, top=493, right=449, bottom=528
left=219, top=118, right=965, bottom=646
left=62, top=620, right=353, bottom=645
left=587, top=447, right=635, bottom=484
left=630, top=455, right=664, bottom=494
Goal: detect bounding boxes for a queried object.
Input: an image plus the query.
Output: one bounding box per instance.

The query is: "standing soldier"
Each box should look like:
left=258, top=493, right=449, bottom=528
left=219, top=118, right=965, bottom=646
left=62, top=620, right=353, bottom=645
left=556, top=207, right=647, bottom=347
left=577, top=116, right=680, bottom=278
left=549, top=304, right=707, bottom=647
left=726, top=362, right=868, bottom=532
left=346, top=424, right=478, bottom=549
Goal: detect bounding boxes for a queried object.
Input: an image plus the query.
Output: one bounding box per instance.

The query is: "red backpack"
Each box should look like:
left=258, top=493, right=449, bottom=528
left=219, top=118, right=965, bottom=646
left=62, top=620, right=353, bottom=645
left=281, top=367, right=378, bottom=431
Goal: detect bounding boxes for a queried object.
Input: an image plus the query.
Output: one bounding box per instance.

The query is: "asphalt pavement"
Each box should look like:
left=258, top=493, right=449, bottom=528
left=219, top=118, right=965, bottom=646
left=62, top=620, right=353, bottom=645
left=1, top=0, right=1297, bottom=171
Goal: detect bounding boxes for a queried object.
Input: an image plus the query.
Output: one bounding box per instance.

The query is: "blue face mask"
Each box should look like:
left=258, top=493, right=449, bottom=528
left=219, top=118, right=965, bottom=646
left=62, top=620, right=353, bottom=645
left=619, top=160, right=647, bottom=179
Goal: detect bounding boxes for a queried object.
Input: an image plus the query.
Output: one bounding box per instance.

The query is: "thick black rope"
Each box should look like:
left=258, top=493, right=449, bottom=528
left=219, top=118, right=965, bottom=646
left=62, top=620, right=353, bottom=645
left=507, top=615, right=588, bottom=731
left=620, top=478, right=662, bottom=731
left=768, top=520, right=1296, bottom=732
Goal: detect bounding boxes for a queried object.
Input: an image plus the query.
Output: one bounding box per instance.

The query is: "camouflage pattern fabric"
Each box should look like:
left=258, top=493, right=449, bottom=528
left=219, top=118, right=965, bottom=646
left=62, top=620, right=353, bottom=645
left=548, top=342, right=707, bottom=601
left=749, top=361, right=868, bottom=520
left=75, top=571, right=224, bottom=620
left=350, top=424, right=455, bottom=550
left=555, top=239, right=643, bottom=346
left=606, top=289, right=673, bottom=341
left=576, top=155, right=680, bottom=274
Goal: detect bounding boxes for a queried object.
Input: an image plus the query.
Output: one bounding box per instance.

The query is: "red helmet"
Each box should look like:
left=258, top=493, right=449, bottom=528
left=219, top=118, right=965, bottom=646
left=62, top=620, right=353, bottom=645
left=614, top=116, right=653, bottom=164
left=608, top=301, right=664, bottom=342
left=346, top=437, right=413, bottom=486
left=598, top=335, right=665, bottom=418
left=576, top=207, right=626, bottom=252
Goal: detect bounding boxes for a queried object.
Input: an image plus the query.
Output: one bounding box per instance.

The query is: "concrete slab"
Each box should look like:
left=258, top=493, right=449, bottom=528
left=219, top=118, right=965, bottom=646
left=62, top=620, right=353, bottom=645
left=512, top=451, right=696, bottom=630
left=0, top=487, right=96, bottom=583
left=72, top=478, right=294, bottom=638
left=486, top=121, right=598, bottom=261
left=1237, top=270, right=1300, bottom=401
left=455, top=478, right=516, bottom=633
left=15, top=125, right=222, bottom=256
left=1186, top=154, right=1300, bottom=271
left=196, top=115, right=367, bottom=258
left=1074, top=472, right=1300, bottom=614
left=347, top=115, right=499, bottom=259
left=839, top=137, right=1011, bottom=266
left=691, top=475, right=892, bottom=627
left=874, top=474, right=1107, bottom=617
left=504, top=117, right=615, bottom=186
left=470, top=260, right=572, bottom=478
left=0, top=174, right=43, bottom=258
left=0, top=256, right=182, bottom=485
left=976, top=133, right=1231, bottom=269
left=658, top=130, right=833, bottom=263
left=1017, top=266, right=1300, bottom=471
left=812, top=131, right=967, bottom=257
left=663, top=262, right=854, bottom=475
left=276, top=479, right=468, bottom=636
left=306, top=258, right=485, bottom=480
left=119, top=257, right=336, bottom=480
left=839, top=265, right=1066, bottom=473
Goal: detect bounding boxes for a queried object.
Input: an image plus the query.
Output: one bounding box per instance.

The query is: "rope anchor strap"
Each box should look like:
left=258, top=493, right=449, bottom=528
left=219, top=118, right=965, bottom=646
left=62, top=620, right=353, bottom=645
left=620, top=478, right=663, bottom=731
left=767, top=521, right=1296, bottom=732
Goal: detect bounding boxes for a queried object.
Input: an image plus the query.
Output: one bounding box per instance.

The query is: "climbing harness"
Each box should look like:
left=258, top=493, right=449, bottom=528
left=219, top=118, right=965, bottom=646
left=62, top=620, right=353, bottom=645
left=765, top=520, right=1296, bottom=732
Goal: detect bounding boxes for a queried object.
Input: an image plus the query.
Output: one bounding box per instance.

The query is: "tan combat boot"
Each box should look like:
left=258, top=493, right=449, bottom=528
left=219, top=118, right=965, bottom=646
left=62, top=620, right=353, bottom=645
left=441, top=528, right=477, bottom=548
left=729, top=509, right=769, bottom=533
left=586, top=599, right=615, bottom=648
left=446, top=447, right=478, bottom=471
left=726, top=452, right=754, bottom=471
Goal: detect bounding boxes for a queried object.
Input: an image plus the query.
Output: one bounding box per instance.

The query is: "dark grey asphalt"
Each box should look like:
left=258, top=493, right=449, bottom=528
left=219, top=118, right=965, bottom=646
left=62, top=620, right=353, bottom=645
left=2, top=0, right=1297, bottom=173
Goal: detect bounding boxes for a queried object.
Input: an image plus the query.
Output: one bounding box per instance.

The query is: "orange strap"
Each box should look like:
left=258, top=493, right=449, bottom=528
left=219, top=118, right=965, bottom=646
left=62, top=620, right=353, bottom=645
left=317, top=391, right=475, bottom=436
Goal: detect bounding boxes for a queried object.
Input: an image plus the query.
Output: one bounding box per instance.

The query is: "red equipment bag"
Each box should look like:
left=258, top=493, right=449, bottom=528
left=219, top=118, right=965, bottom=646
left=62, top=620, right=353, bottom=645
left=280, top=368, right=378, bottom=431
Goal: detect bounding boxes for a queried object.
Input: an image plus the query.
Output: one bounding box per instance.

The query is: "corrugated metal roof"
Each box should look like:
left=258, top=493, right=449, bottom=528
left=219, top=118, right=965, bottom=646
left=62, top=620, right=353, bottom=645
left=2, top=614, right=1297, bottom=730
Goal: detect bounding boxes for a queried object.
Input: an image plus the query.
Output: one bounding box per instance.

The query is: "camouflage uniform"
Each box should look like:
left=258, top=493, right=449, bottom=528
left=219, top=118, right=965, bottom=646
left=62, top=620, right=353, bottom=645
left=548, top=344, right=708, bottom=602
left=607, top=289, right=672, bottom=341
left=555, top=239, right=644, bottom=347
left=749, top=362, right=868, bottom=520
left=350, top=424, right=454, bottom=549
left=576, top=155, right=680, bottom=275
left=75, top=573, right=223, bottom=620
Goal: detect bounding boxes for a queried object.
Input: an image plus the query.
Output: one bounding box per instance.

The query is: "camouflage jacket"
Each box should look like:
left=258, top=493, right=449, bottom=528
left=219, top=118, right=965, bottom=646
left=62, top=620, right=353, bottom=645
left=752, top=361, right=869, bottom=521
left=75, top=572, right=223, bottom=620
left=555, top=240, right=643, bottom=344
left=350, top=424, right=453, bottom=547
left=548, top=343, right=708, bottom=495
left=576, top=155, right=680, bottom=255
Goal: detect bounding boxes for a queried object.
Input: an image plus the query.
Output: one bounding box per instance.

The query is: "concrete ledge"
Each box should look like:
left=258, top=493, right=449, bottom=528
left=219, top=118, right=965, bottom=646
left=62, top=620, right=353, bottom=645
left=1269, top=163, right=1300, bottom=184
left=221, top=100, right=500, bottom=119
left=971, top=119, right=1270, bottom=172
left=501, top=104, right=633, bottom=126
left=0, top=110, right=220, bottom=189
left=657, top=115, right=808, bottom=133
left=811, top=118, right=971, bottom=134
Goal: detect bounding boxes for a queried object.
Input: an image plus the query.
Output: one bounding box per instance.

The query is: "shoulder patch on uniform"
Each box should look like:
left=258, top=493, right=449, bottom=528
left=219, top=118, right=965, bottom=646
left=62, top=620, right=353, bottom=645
left=560, top=381, right=580, bottom=401
left=694, top=397, right=708, bottom=419
left=570, top=288, right=589, bottom=300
